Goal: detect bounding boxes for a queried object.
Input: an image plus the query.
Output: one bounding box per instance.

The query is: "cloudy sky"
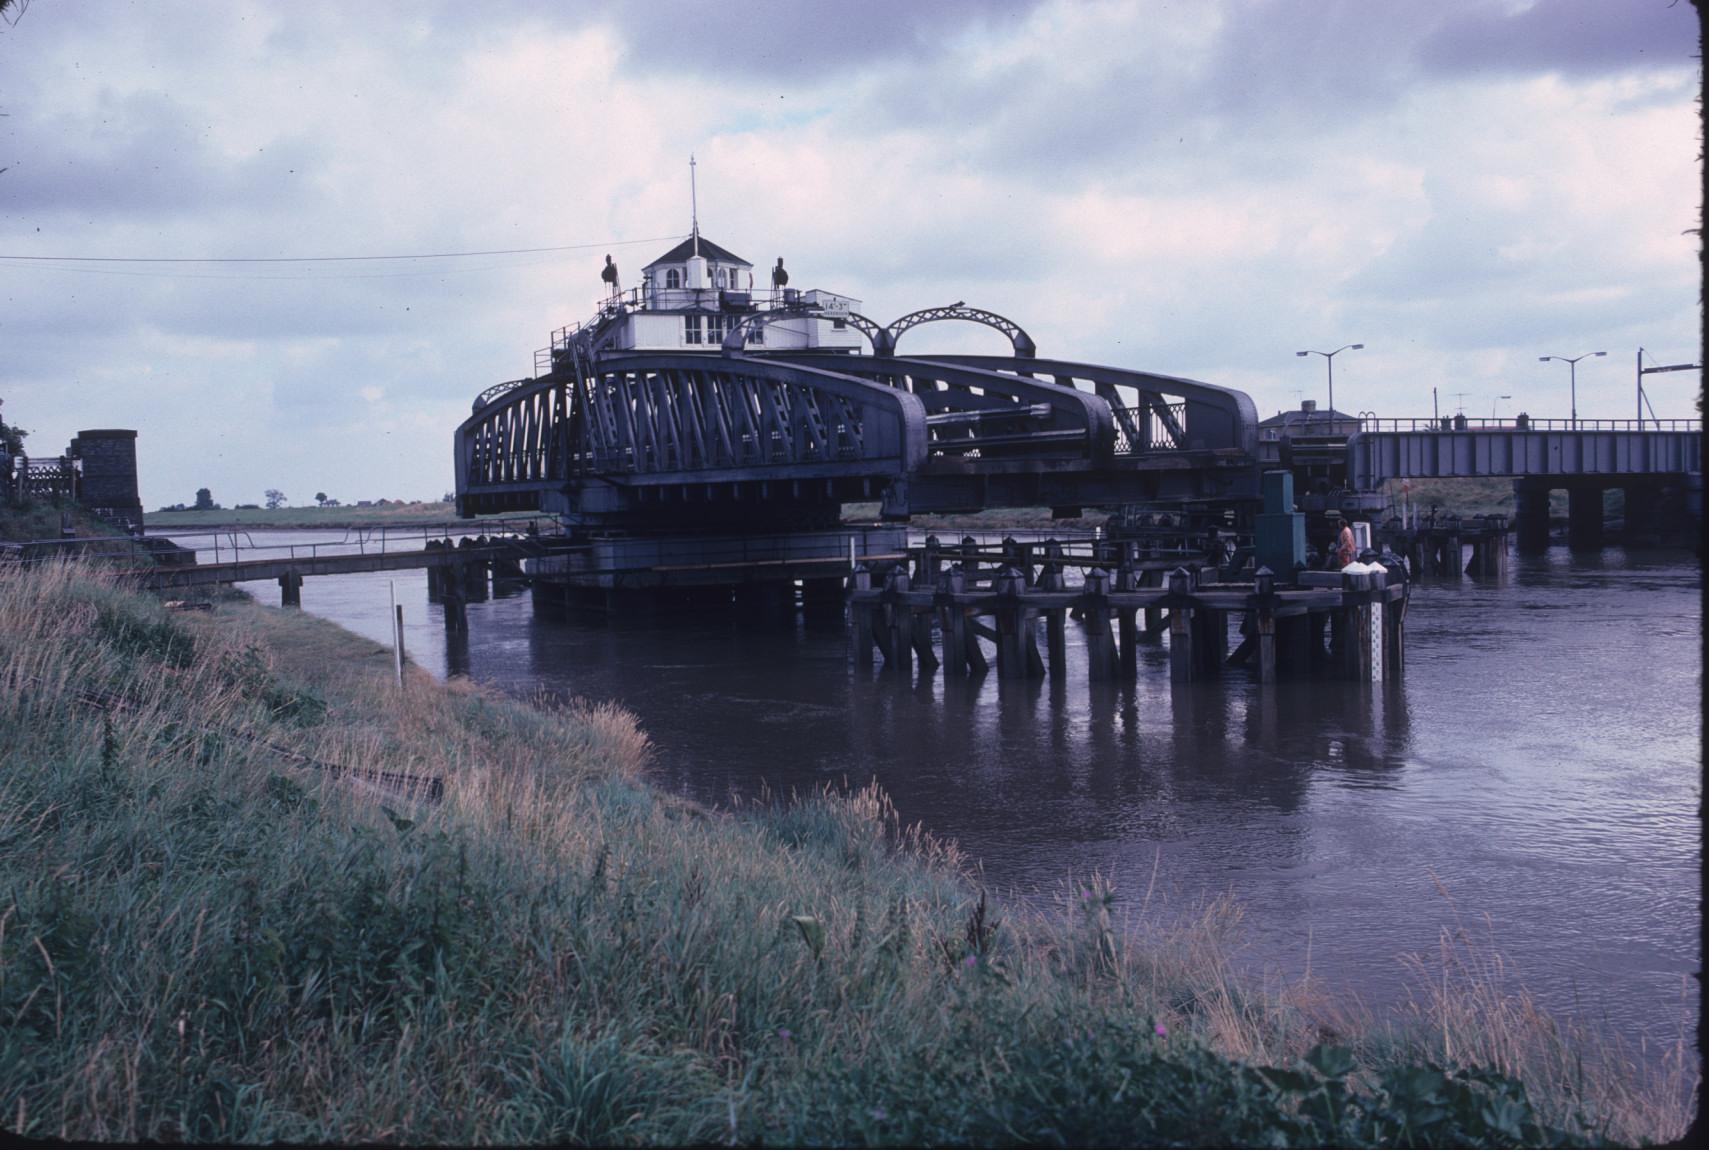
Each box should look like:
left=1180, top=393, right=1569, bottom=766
left=1, top=0, right=1700, bottom=509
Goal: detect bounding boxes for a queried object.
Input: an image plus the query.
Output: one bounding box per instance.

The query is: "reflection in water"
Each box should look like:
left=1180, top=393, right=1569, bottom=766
left=195, top=533, right=1698, bottom=1060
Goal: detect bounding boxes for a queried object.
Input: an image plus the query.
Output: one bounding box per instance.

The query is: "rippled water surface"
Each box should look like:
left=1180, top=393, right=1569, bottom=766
left=176, top=531, right=1700, bottom=1054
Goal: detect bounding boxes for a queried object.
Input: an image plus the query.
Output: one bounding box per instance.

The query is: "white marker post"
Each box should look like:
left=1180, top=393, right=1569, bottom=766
left=389, top=579, right=404, bottom=688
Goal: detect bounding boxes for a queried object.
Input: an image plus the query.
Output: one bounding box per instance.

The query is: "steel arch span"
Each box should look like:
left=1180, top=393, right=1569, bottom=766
left=456, top=351, right=930, bottom=525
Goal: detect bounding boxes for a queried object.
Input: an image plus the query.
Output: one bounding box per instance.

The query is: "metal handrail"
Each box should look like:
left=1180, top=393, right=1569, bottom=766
left=9, top=516, right=566, bottom=570
left=1351, top=416, right=1700, bottom=433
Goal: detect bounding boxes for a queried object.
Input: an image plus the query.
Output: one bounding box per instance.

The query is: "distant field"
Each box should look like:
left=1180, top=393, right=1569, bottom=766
left=144, top=479, right=1580, bottom=536
left=146, top=502, right=530, bottom=530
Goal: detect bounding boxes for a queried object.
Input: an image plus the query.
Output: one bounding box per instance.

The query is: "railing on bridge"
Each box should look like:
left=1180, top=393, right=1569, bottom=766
left=2, top=518, right=564, bottom=572
left=1353, top=416, right=1700, bottom=433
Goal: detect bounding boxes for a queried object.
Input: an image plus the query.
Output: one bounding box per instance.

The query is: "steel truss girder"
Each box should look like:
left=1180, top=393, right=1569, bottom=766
left=454, top=353, right=929, bottom=513
left=771, top=353, right=1115, bottom=465
left=923, top=355, right=1260, bottom=457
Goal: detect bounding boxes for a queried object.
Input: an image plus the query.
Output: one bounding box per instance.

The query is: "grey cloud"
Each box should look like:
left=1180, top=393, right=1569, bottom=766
left=1418, top=0, right=1701, bottom=77
left=589, top=0, right=1047, bottom=82
left=843, top=0, right=1699, bottom=182
left=1, top=88, right=322, bottom=220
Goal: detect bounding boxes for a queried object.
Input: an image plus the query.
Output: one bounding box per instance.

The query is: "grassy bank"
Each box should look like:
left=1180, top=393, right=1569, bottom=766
left=0, top=563, right=1694, bottom=1144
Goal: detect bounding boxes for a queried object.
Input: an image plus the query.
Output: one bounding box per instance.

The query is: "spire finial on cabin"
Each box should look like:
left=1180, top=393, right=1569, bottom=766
left=689, top=153, right=699, bottom=257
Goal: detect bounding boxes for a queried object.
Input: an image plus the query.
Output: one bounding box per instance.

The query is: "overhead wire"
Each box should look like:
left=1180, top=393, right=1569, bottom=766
left=0, top=232, right=691, bottom=280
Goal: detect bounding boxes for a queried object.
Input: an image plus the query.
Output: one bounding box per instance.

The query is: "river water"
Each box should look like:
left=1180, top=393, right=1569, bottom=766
left=163, top=529, right=1701, bottom=1057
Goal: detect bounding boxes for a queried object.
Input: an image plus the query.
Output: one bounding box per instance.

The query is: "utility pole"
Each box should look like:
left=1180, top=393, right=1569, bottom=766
left=1637, top=347, right=1702, bottom=428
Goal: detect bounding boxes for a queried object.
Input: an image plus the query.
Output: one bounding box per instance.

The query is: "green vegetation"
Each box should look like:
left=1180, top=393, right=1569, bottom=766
left=148, top=500, right=511, bottom=530
left=0, top=562, right=1694, bottom=1143
left=0, top=497, right=131, bottom=544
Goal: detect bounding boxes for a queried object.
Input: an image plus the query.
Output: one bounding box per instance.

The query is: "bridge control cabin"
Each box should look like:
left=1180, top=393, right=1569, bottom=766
left=614, top=235, right=865, bottom=354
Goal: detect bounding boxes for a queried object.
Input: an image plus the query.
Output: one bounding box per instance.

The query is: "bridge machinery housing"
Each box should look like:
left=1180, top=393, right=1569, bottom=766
left=454, top=232, right=1263, bottom=546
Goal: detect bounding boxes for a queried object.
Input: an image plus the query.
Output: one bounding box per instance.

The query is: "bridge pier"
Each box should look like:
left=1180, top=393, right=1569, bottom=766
left=1513, top=479, right=1552, bottom=552
left=278, top=569, right=302, bottom=608
left=1566, top=485, right=1605, bottom=550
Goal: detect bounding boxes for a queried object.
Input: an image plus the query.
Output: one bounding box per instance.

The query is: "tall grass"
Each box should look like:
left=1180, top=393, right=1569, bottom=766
left=0, top=560, right=1694, bottom=1144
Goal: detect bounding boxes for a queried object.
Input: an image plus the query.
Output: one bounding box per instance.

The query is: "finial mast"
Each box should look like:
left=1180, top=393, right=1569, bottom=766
left=689, top=154, right=699, bottom=257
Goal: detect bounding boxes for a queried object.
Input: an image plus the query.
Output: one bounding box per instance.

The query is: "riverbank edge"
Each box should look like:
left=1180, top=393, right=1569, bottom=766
left=0, top=562, right=1692, bottom=1144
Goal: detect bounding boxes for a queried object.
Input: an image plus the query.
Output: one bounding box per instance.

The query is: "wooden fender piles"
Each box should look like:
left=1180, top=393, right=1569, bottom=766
left=848, top=554, right=1408, bottom=685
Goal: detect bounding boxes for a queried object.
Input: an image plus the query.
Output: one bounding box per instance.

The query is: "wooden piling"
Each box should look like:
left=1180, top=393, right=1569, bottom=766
left=850, top=564, right=874, bottom=668
left=1115, top=562, right=1139, bottom=678
left=939, top=567, right=969, bottom=676
left=883, top=568, right=912, bottom=675
left=1083, top=568, right=1117, bottom=681
left=1167, top=567, right=1193, bottom=683
left=994, top=565, right=1031, bottom=679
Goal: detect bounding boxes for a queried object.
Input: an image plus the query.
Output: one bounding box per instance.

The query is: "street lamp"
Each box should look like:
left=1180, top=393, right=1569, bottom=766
left=1491, top=394, right=1512, bottom=419
left=1296, top=344, right=1363, bottom=424
left=1538, top=351, right=1605, bottom=427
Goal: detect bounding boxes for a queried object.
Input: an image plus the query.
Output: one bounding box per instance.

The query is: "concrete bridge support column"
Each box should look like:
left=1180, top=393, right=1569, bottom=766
left=1514, top=479, right=1552, bottom=553
left=278, top=569, right=302, bottom=608
left=1566, top=484, right=1605, bottom=551
left=1621, top=481, right=1654, bottom=544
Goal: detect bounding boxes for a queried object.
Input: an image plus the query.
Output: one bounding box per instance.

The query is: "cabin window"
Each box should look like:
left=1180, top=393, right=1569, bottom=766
left=683, top=314, right=703, bottom=344
left=832, top=319, right=847, bottom=330
left=665, top=268, right=682, bottom=289
left=747, top=322, right=765, bottom=345
left=715, top=268, right=727, bottom=288
left=707, top=314, right=725, bottom=345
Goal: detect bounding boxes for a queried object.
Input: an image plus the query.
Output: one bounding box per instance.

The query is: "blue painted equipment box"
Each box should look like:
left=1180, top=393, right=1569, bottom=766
left=1255, top=470, right=1306, bottom=575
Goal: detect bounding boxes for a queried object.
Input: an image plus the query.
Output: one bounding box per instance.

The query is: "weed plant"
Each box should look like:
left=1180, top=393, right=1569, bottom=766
left=0, top=561, right=1695, bottom=1144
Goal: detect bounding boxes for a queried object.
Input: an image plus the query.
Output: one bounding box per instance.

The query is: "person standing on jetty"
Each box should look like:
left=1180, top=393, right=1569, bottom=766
left=1329, top=512, right=1356, bottom=568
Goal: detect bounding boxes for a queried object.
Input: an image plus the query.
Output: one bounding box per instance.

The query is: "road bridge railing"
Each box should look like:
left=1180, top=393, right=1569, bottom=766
left=1355, top=416, right=1700, bottom=434
left=1346, top=421, right=1702, bottom=487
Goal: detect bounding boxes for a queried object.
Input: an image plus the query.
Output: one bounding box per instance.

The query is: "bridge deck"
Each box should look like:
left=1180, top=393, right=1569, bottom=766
left=1346, top=426, right=1701, bottom=487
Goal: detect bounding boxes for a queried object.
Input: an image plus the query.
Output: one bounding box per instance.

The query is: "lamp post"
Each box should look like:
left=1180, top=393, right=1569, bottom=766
left=1538, top=351, right=1605, bottom=428
left=1491, top=394, right=1512, bottom=419
left=1296, top=344, right=1363, bottom=426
